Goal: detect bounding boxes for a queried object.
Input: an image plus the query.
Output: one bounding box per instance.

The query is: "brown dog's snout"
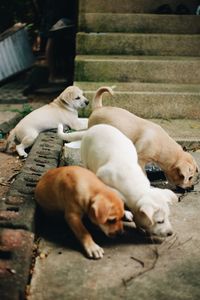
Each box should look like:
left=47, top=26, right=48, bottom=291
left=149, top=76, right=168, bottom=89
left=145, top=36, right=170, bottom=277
left=188, top=185, right=194, bottom=191
left=109, top=226, right=124, bottom=237
left=175, top=185, right=194, bottom=193
left=108, top=229, right=123, bottom=238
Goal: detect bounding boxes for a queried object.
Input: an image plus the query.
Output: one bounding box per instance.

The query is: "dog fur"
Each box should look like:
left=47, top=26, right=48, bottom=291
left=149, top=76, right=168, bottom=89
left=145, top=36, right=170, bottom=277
left=35, top=165, right=124, bottom=259
left=6, top=86, right=89, bottom=157
left=58, top=86, right=199, bottom=189
left=80, top=124, right=177, bottom=237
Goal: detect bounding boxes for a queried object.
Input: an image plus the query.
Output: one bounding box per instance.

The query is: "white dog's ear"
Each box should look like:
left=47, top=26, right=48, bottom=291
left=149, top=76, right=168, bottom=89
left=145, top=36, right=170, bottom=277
left=163, top=189, right=178, bottom=204
left=59, top=87, right=72, bottom=102
left=139, top=204, right=156, bottom=226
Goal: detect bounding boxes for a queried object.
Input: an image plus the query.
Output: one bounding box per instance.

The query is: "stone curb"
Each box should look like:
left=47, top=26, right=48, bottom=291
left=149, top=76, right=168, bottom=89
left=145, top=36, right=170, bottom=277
left=0, top=228, right=34, bottom=300
left=0, top=130, right=63, bottom=299
left=0, top=112, right=22, bottom=135
left=0, top=130, right=63, bottom=231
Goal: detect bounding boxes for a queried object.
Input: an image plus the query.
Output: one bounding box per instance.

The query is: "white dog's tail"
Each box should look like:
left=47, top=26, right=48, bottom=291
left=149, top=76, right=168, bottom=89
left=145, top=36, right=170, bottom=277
left=5, top=129, right=16, bottom=153
left=57, top=124, right=85, bottom=142
left=92, top=86, right=115, bottom=111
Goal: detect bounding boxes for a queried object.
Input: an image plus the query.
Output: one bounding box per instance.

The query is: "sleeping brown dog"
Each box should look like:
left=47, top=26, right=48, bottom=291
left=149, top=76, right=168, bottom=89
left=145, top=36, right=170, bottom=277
left=35, top=165, right=124, bottom=259
left=58, top=87, right=199, bottom=190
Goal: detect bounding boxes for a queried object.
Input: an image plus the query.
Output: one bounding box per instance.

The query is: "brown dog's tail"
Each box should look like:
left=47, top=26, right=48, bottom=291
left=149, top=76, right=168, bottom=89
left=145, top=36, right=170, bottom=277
left=92, top=86, right=115, bottom=111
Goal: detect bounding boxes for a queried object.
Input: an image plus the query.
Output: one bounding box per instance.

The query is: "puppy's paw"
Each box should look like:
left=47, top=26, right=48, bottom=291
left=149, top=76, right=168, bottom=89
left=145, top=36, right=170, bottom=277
left=85, top=242, right=104, bottom=259
left=123, top=210, right=134, bottom=222
left=16, top=145, right=28, bottom=158
left=57, top=123, right=69, bottom=141
left=57, top=123, right=64, bottom=134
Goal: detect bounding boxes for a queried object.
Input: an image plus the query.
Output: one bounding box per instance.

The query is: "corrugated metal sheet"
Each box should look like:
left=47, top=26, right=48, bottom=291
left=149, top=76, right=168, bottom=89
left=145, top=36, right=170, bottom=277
left=0, top=25, right=35, bottom=82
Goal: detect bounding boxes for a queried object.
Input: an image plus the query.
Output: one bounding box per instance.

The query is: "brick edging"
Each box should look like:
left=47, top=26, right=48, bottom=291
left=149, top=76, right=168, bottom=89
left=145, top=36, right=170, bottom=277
left=0, top=130, right=63, bottom=300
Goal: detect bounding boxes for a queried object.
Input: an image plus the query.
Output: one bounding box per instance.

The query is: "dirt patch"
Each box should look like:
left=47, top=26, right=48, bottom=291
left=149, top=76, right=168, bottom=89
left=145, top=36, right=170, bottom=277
left=0, top=152, right=24, bottom=199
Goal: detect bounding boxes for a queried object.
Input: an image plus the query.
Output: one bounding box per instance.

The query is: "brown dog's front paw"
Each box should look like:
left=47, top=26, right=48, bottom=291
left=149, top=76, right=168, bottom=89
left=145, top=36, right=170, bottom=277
left=85, top=242, right=104, bottom=259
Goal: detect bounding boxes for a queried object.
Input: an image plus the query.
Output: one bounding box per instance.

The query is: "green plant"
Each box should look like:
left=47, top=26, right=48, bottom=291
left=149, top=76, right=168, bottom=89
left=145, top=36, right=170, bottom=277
left=8, top=103, right=33, bottom=117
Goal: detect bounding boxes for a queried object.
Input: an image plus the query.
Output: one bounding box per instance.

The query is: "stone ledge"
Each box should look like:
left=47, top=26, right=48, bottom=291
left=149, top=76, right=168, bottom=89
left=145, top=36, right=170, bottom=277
left=0, top=131, right=63, bottom=231
left=0, top=228, right=34, bottom=300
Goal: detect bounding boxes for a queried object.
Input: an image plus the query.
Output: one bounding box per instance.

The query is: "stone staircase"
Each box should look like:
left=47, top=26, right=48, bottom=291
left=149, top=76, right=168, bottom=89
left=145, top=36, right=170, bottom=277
left=74, top=0, right=200, bottom=126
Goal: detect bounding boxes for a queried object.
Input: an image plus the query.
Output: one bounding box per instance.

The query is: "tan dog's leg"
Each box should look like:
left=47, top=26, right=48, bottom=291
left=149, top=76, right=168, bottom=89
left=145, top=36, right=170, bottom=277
left=65, top=212, right=104, bottom=259
left=16, top=131, right=39, bottom=157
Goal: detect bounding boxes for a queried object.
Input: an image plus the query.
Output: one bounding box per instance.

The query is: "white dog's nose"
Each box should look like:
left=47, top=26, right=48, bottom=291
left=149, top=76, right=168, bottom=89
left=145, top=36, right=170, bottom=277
left=167, top=230, right=173, bottom=236
left=84, top=99, right=89, bottom=105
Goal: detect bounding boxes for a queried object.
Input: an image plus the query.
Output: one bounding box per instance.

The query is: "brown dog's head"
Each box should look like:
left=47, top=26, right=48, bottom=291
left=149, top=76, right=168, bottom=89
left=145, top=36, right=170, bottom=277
left=165, top=152, right=199, bottom=189
left=89, top=192, right=124, bottom=237
left=59, top=86, right=89, bottom=110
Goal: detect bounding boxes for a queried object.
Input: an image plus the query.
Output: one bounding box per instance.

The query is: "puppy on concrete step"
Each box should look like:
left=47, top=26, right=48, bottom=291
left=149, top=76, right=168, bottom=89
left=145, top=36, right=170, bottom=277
left=35, top=165, right=124, bottom=259
left=6, top=86, right=89, bottom=157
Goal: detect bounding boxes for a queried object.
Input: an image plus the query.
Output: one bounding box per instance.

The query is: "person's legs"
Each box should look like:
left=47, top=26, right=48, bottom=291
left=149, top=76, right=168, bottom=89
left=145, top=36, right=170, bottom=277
left=45, top=37, right=56, bottom=82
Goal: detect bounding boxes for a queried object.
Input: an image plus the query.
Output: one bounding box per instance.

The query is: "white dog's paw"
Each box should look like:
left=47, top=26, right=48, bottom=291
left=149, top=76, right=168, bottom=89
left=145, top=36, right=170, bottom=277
left=57, top=123, right=69, bottom=141
left=57, top=123, right=64, bottom=134
left=16, top=145, right=28, bottom=158
left=85, top=242, right=104, bottom=259
left=123, top=210, right=134, bottom=222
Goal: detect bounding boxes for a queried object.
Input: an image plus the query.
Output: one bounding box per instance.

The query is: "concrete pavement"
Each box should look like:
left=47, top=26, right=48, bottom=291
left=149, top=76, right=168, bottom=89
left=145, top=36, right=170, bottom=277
left=28, top=148, right=200, bottom=300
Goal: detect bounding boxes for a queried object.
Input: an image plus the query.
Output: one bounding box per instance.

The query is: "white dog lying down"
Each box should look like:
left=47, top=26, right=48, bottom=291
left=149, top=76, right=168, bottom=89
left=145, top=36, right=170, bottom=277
left=79, top=124, right=177, bottom=237
left=6, top=86, right=89, bottom=157
left=58, top=87, right=199, bottom=190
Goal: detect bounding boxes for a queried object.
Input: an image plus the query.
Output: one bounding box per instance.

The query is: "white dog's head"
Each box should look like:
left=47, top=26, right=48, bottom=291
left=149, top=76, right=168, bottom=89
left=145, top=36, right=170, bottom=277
left=59, top=86, right=89, bottom=110
left=134, top=188, right=177, bottom=237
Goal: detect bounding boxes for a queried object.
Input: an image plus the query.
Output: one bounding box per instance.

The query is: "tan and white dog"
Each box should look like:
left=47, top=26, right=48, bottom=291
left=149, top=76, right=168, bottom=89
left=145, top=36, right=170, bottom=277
left=6, top=86, right=89, bottom=157
left=58, top=86, right=199, bottom=190
left=35, top=165, right=124, bottom=259
left=80, top=124, right=177, bottom=237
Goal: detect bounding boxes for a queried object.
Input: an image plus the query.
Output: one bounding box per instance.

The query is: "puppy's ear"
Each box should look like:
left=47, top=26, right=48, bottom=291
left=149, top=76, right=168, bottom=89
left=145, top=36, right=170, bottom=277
left=139, top=204, right=156, bottom=226
left=173, top=163, right=190, bottom=185
left=89, top=195, right=111, bottom=224
left=163, top=189, right=178, bottom=204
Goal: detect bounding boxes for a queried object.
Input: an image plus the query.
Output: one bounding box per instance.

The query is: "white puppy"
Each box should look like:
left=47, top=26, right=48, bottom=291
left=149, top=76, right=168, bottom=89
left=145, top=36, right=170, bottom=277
left=6, top=86, right=89, bottom=157
left=80, top=124, right=178, bottom=237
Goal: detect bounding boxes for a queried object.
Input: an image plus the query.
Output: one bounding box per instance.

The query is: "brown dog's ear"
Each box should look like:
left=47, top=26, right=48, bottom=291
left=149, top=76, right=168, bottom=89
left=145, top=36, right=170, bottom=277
left=89, top=195, right=111, bottom=224
left=139, top=204, right=157, bottom=226
left=173, top=163, right=189, bottom=185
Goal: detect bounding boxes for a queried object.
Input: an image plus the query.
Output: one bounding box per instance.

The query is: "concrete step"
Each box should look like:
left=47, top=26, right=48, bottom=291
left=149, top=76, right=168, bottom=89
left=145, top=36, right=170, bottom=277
left=75, top=55, right=200, bottom=84
left=79, top=13, right=200, bottom=34
left=79, top=0, right=199, bottom=14
left=76, top=33, right=200, bottom=56
left=75, top=81, right=200, bottom=119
